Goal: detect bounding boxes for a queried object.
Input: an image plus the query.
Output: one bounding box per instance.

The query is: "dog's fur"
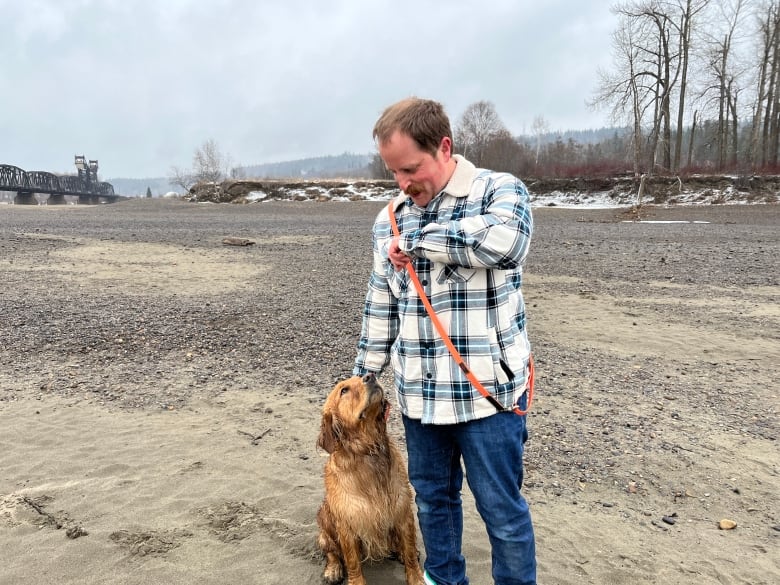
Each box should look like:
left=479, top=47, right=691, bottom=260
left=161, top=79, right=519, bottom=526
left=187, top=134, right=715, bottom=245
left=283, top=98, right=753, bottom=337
left=317, top=373, right=424, bottom=585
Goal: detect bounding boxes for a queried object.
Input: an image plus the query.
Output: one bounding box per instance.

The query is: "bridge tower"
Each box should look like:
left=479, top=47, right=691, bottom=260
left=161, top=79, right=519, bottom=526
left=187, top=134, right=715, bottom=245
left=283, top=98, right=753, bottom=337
left=74, top=155, right=99, bottom=204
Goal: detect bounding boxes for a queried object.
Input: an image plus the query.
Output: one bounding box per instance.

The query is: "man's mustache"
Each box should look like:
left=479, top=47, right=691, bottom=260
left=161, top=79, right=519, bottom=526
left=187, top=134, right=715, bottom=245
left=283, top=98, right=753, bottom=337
left=405, top=185, right=423, bottom=196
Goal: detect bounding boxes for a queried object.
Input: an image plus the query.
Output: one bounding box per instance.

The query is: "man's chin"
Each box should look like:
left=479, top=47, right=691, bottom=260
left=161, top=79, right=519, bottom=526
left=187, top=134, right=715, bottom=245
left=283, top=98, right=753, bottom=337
left=407, top=192, right=433, bottom=206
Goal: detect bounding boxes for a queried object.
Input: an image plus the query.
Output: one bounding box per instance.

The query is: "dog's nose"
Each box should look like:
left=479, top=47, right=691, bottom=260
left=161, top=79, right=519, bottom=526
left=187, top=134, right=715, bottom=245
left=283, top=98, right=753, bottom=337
left=362, top=372, right=376, bottom=383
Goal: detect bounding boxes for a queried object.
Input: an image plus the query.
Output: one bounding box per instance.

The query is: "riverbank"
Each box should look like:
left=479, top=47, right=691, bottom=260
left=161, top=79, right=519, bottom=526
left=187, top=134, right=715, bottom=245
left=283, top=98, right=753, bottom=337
left=1, top=200, right=778, bottom=584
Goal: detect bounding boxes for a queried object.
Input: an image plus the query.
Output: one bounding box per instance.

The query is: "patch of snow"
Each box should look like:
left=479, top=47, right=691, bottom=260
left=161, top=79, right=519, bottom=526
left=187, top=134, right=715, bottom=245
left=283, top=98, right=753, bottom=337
left=530, top=190, right=632, bottom=209
left=621, top=220, right=711, bottom=224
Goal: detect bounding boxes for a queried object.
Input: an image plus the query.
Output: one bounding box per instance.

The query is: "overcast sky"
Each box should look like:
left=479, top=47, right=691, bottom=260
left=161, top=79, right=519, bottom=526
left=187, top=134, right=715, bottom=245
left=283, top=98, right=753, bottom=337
left=1, top=0, right=619, bottom=179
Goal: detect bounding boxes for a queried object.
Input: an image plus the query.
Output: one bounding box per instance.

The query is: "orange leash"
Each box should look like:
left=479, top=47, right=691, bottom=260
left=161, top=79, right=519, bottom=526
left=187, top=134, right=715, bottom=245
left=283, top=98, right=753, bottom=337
left=387, top=202, right=533, bottom=415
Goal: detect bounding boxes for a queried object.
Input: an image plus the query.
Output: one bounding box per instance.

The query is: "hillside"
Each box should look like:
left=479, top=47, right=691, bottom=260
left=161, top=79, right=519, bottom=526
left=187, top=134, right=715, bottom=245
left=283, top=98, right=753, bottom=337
left=234, top=152, right=372, bottom=179
left=107, top=153, right=374, bottom=197
left=107, top=176, right=179, bottom=197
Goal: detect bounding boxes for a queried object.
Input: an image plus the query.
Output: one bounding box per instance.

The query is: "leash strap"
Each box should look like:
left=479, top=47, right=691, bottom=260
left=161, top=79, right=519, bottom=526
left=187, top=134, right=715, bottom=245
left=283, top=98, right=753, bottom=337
left=387, top=201, right=533, bottom=415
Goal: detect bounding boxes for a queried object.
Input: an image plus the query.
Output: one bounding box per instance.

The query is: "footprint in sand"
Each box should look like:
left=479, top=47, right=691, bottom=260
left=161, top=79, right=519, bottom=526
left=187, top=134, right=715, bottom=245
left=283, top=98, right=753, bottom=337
left=109, top=528, right=193, bottom=557
left=196, top=500, right=320, bottom=561
left=0, top=493, right=87, bottom=538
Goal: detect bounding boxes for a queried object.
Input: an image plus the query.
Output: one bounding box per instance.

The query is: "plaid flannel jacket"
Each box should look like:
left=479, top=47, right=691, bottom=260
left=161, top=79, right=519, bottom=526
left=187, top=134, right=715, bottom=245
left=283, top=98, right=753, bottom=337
left=353, top=155, right=533, bottom=424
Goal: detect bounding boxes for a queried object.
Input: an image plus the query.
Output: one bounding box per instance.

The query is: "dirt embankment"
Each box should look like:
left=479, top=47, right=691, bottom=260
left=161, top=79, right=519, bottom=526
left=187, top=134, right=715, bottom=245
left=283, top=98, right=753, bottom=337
left=188, top=174, right=780, bottom=205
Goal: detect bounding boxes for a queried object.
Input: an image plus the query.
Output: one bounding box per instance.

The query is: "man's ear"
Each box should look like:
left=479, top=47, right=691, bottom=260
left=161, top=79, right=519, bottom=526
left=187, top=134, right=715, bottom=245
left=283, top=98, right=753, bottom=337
left=317, top=412, right=339, bottom=454
left=439, top=136, right=453, bottom=160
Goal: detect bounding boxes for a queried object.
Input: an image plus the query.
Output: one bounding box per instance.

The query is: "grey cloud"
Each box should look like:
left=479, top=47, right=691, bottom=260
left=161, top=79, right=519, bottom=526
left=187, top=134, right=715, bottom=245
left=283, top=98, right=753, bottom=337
left=0, top=0, right=617, bottom=178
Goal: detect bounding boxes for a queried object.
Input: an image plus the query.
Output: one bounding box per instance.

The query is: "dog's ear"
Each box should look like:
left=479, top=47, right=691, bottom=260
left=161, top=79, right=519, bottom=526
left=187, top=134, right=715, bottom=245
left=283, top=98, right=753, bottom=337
left=317, top=411, right=339, bottom=454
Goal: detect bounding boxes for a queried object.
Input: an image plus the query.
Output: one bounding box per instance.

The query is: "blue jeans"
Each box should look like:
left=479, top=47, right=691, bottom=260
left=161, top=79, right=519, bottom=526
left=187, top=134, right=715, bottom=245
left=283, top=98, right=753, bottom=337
left=402, top=410, right=536, bottom=585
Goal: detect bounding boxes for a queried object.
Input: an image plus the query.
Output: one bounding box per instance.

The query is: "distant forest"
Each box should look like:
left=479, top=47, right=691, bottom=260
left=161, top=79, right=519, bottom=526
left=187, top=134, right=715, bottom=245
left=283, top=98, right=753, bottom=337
left=110, top=117, right=774, bottom=197
left=226, top=128, right=637, bottom=182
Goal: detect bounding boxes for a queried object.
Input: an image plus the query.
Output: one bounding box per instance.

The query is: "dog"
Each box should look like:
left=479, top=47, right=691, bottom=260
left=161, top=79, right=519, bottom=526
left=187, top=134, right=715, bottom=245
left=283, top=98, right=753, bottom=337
left=317, top=373, right=424, bottom=585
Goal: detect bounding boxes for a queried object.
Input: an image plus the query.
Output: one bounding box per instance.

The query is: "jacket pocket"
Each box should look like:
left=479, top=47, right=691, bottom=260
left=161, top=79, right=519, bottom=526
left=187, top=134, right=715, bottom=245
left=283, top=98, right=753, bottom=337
left=436, top=265, right=477, bottom=285
left=385, top=263, right=408, bottom=299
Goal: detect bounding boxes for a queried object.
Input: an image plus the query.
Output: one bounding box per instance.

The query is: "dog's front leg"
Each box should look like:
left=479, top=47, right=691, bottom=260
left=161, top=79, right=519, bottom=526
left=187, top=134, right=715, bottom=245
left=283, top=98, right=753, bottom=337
left=338, top=531, right=367, bottom=585
left=318, top=504, right=345, bottom=584
left=396, top=514, right=425, bottom=585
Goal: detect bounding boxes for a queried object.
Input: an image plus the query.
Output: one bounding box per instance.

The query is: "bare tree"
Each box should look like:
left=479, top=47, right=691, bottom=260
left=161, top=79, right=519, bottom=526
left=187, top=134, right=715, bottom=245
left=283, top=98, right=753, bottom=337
left=686, top=108, right=700, bottom=165
left=765, top=1, right=780, bottom=165
left=698, top=0, right=749, bottom=169
left=591, top=13, right=649, bottom=176
left=615, top=0, right=684, bottom=173
left=169, top=139, right=230, bottom=192
left=531, top=115, right=550, bottom=168
left=169, top=165, right=195, bottom=193
left=192, top=138, right=229, bottom=183
left=596, top=1, right=730, bottom=174
left=749, top=0, right=780, bottom=166
left=672, top=0, right=711, bottom=170
left=454, top=101, right=508, bottom=166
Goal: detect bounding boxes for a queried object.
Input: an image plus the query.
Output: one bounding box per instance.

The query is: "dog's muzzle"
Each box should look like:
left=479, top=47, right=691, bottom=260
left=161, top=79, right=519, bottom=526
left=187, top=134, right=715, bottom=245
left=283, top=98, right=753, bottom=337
left=362, top=373, right=386, bottom=419
left=362, top=372, right=381, bottom=394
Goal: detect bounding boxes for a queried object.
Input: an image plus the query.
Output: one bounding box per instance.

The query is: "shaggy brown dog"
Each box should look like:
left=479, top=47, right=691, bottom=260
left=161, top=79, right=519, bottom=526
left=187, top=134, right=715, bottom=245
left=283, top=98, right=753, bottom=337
left=317, top=373, right=424, bottom=585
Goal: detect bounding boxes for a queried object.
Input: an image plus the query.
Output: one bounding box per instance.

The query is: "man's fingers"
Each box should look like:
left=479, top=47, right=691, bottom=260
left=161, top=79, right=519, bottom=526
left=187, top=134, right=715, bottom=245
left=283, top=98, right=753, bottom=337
left=390, top=251, right=409, bottom=271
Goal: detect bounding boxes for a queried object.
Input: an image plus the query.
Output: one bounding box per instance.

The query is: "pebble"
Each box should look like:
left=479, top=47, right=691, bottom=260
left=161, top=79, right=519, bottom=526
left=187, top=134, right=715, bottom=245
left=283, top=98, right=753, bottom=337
left=66, top=525, right=89, bottom=539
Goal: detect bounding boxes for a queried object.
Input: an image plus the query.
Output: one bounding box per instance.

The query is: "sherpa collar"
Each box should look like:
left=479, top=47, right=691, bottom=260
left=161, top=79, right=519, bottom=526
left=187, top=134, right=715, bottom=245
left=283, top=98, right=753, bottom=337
left=442, top=154, right=477, bottom=198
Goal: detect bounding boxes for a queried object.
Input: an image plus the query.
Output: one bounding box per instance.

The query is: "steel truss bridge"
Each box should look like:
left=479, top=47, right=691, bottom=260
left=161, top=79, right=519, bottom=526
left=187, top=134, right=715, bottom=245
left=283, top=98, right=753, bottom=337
left=0, top=156, right=119, bottom=204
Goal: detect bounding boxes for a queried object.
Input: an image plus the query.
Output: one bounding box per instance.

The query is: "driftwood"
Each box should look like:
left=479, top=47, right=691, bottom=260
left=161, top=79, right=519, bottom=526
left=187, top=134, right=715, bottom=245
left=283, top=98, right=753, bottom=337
left=222, top=237, right=256, bottom=246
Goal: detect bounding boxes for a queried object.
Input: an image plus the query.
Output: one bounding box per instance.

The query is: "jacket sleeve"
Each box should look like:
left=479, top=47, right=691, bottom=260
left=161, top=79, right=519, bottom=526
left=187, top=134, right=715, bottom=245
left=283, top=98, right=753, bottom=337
left=400, top=175, right=532, bottom=270
left=353, top=224, right=399, bottom=376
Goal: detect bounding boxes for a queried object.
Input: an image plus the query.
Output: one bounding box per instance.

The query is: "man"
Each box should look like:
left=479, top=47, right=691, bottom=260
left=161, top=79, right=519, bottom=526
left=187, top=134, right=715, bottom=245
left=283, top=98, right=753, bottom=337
left=353, top=97, right=536, bottom=585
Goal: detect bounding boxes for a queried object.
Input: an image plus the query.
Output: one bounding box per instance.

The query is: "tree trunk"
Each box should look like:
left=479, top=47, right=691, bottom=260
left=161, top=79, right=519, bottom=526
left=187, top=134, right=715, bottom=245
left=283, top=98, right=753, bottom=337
left=687, top=110, right=698, bottom=167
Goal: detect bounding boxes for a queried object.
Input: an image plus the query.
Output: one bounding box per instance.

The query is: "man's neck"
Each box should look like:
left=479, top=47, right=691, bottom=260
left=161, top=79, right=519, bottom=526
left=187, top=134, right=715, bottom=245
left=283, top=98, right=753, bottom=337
left=435, top=158, right=458, bottom=195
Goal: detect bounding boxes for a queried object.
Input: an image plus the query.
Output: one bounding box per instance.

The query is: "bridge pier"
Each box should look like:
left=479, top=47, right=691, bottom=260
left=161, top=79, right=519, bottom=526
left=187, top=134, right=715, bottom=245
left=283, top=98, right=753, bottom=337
left=14, top=191, right=37, bottom=205
left=78, top=194, right=99, bottom=205
left=48, top=194, right=67, bottom=205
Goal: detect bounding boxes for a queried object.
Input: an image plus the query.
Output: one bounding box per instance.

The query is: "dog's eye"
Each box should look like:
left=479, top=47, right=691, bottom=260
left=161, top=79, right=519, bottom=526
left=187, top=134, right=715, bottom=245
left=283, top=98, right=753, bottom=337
left=339, top=386, right=349, bottom=396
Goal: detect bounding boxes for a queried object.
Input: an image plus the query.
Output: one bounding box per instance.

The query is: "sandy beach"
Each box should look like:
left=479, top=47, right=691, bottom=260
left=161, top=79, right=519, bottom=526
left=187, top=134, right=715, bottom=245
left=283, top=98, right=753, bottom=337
left=1, top=199, right=778, bottom=584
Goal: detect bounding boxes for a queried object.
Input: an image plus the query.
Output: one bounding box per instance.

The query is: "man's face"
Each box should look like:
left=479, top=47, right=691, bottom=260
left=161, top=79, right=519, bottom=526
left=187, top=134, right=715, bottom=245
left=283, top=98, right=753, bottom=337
left=378, top=130, right=452, bottom=207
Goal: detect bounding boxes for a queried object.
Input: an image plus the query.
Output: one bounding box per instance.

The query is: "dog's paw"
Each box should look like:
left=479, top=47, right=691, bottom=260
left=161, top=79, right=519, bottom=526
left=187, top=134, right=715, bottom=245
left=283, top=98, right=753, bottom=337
left=322, top=560, right=344, bottom=584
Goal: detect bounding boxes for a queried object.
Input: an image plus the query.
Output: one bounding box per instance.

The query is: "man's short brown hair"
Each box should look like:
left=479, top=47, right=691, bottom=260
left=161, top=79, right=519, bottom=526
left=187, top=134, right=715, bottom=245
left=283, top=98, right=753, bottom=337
left=373, top=97, right=453, bottom=157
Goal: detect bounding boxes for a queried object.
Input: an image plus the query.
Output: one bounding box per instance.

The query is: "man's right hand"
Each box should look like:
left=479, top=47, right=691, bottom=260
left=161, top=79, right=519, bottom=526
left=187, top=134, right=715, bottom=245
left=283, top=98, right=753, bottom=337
left=389, top=236, right=411, bottom=271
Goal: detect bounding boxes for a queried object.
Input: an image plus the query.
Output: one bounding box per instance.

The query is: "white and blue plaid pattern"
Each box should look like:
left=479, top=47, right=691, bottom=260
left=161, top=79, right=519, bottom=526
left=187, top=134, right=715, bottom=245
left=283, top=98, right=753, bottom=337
left=354, top=156, right=533, bottom=424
